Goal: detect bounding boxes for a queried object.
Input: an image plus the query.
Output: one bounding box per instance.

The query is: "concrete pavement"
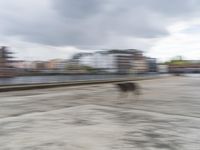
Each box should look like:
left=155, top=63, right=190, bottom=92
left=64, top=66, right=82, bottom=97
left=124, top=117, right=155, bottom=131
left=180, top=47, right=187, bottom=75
left=0, top=76, right=200, bottom=149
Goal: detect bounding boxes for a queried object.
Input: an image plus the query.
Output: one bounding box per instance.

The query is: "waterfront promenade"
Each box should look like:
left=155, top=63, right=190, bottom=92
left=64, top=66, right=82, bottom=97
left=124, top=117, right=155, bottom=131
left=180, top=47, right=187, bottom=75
left=0, top=76, right=200, bottom=149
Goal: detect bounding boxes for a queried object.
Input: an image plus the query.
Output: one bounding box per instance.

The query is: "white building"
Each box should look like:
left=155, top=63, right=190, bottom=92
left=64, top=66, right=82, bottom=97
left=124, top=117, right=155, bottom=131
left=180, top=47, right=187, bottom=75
left=158, top=64, right=169, bottom=73
left=77, top=50, right=139, bottom=73
left=78, top=52, right=117, bottom=72
left=12, top=61, right=37, bottom=70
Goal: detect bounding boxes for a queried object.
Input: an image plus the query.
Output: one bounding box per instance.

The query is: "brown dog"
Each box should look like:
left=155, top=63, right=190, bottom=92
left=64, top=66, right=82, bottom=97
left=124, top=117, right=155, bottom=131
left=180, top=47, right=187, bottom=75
left=116, top=82, right=141, bottom=99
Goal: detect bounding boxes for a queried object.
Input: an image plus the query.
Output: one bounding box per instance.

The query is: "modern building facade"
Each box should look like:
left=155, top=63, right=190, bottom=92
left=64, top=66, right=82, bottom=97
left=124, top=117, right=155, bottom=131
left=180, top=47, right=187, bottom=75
left=0, top=46, right=15, bottom=77
left=169, top=63, right=200, bottom=73
left=146, top=57, right=157, bottom=72
left=74, top=49, right=152, bottom=74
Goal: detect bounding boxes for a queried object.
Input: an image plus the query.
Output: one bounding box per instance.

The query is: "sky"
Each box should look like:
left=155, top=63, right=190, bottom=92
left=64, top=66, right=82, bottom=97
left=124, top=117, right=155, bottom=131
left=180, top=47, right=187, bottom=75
left=0, top=0, right=200, bottom=62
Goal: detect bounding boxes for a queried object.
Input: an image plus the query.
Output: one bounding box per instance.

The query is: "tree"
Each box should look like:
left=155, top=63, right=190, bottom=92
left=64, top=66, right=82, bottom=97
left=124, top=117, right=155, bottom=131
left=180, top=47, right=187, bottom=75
left=165, top=56, right=189, bottom=65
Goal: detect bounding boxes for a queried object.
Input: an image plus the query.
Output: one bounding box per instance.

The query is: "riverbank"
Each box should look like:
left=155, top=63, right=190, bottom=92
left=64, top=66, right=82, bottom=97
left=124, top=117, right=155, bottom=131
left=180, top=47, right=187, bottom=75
left=0, top=74, right=161, bottom=86
left=0, top=75, right=165, bottom=92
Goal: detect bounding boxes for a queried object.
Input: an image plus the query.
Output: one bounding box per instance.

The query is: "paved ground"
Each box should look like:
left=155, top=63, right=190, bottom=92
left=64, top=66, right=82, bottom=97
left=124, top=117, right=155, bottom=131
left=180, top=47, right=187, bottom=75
left=0, top=76, right=200, bottom=150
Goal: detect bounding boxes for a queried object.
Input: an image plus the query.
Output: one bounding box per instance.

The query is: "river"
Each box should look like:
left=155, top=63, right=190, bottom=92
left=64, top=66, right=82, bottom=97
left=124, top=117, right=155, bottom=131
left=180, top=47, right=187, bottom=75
left=0, top=73, right=198, bottom=86
left=0, top=74, right=139, bottom=86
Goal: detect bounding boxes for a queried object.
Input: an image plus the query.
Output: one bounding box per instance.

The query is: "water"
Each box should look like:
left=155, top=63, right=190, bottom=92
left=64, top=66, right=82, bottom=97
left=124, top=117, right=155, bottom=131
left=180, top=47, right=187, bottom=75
left=1, top=73, right=196, bottom=86
left=0, top=74, right=138, bottom=86
left=185, top=73, right=200, bottom=77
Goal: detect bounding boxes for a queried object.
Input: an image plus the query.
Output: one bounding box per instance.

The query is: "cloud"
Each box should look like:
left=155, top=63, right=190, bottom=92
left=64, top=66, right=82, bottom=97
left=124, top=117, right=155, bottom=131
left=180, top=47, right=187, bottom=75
left=0, top=0, right=200, bottom=60
left=0, top=37, right=79, bottom=61
left=147, top=20, right=200, bottom=61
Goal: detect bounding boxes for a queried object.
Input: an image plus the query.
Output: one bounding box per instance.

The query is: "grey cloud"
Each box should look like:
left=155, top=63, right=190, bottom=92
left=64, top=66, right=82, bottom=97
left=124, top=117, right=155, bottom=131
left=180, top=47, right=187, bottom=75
left=181, top=25, right=200, bottom=34
left=0, top=0, right=200, bottom=49
left=54, top=0, right=105, bottom=19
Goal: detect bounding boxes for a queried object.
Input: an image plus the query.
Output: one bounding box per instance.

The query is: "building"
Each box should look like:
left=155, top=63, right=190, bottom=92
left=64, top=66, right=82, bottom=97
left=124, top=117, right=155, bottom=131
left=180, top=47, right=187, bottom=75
left=169, top=64, right=200, bottom=73
left=33, top=61, right=47, bottom=71
left=132, top=59, right=148, bottom=74
left=46, top=59, right=67, bottom=71
left=106, top=50, right=136, bottom=74
left=74, top=49, right=151, bottom=74
left=146, top=57, right=157, bottom=72
left=0, top=46, right=15, bottom=77
left=167, top=60, right=200, bottom=73
left=77, top=53, right=95, bottom=68
left=12, top=61, right=35, bottom=70
left=158, top=64, right=169, bottom=73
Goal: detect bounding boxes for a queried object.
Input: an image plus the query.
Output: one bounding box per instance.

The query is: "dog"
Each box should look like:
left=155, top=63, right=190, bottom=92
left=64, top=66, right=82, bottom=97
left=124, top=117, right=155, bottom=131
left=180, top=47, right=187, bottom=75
left=116, top=82, right=141, bottom=99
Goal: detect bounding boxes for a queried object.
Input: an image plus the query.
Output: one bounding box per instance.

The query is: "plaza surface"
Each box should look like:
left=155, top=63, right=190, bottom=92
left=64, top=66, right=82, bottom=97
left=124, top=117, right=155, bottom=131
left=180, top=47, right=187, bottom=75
left=0, top=76, right=200, bottom=150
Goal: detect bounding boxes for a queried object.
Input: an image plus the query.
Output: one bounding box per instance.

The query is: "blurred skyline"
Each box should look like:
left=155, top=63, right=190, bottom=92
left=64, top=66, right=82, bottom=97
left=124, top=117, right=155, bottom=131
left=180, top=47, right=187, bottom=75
left=0, top=0, right=200, bottom=61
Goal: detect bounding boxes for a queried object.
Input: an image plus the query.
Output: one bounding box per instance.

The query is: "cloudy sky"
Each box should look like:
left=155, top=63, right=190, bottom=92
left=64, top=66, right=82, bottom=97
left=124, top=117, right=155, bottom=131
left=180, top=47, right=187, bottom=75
left=0, top=0, right=200, bottom=61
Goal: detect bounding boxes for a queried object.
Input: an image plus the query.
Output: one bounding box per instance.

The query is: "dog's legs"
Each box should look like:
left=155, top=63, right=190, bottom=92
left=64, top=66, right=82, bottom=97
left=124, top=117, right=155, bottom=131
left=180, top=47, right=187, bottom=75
left=124, top=92, right=129, bottom=99
left=117, top=92, right=128, bottom=104
left=130, top=89, right=140, bottom=101
left=120, top=92, right=128, bottom=99
left=134, top=88, right=141, bottom=101
left=117, top=92, right=123, bottom=100
left=136, top=85, right=142, bottom=95
left=135, top=93, right=140, bottom=101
